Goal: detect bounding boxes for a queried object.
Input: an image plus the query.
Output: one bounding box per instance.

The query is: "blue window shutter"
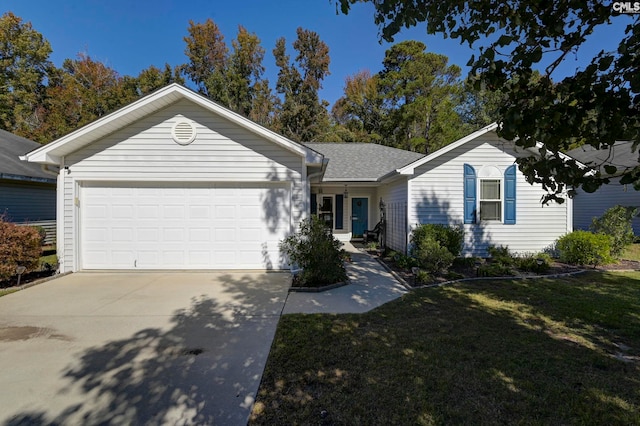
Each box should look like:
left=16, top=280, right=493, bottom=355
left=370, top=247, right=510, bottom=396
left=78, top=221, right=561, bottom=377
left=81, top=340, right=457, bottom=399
left=335, top=194, right=344, bottom=229
left=504, top=165, right=516, bottom=224
left=464, top=164, right=477, bottom=224
left=311, top=193, right=317, bottom=215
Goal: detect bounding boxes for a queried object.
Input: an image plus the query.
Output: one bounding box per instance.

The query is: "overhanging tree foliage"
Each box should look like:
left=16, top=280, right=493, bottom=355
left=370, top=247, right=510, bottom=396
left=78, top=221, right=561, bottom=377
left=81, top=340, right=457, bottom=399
left=336, top=0, right=640, bottom=202
left=0, top=12, right=52, bottom=139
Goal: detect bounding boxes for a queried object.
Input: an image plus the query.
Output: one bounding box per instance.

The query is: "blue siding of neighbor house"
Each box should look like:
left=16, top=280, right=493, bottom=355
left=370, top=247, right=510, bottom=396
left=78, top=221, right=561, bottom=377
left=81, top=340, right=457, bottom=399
left=0, top=180, right=56, bottom=223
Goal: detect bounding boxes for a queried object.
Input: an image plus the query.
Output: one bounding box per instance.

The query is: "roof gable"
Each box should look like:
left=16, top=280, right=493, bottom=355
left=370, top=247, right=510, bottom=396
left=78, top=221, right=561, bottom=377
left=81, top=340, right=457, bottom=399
left=397, top=123, right=500, bottom=175
left=0, top=129, right=56, bottom=183
left=304, top=142, right=424, bottom=182
left=398, top=123, right=585, bottom=175
left=23, top=83, right=323, bottom=166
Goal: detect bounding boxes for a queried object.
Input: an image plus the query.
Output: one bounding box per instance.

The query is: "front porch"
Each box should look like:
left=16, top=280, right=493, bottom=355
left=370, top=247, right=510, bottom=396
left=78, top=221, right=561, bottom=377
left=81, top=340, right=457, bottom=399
left=311, top=184, right=382, bottom=242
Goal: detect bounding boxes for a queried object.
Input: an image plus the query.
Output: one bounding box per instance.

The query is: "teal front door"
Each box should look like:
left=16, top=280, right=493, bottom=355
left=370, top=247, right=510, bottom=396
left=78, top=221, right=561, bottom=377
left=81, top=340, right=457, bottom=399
left=351, top=198, right=368, bottom=237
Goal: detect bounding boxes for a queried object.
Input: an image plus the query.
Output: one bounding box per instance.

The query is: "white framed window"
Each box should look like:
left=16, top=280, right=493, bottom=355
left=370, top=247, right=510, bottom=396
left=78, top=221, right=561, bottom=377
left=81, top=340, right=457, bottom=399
left=479, top=179, right=502, bottom=221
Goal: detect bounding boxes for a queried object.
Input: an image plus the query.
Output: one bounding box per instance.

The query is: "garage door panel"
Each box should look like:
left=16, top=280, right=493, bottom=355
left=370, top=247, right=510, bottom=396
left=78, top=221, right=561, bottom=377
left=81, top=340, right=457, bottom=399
left=81, top=182, right=290, bottom=270
left=112, top=228, right=134, bottom=242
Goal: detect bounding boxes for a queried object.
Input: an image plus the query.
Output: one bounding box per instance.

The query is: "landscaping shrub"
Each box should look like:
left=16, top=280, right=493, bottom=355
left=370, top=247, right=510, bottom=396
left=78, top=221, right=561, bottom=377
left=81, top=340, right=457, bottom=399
left=279, top=216, right=347, bottom=287
left=0, top=218, right=42, bottom=281
left=393, top=252, right=418, bottom=269
left=477, top=263, right=514, bottom=277
left=556, top=230, right=612, bottom=266
left=415, top=269, right=431, bottom=284
left=517, top=253, right=552, bottom=274
left=32, top=225, right=47, bottom=245
left=590, top=205, right=638, bottom=258
left=452, top=256, right=481, bottom=269
left=411, top=235, right=455, bottom=274
left=411, top=224, right=465, bottom=257
left=487, top=245, right=515, bottom=267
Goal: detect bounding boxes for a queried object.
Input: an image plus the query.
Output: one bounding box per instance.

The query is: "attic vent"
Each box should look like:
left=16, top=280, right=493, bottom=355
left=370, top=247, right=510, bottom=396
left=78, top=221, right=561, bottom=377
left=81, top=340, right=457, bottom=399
left=171, top=121, right=197, bottom=145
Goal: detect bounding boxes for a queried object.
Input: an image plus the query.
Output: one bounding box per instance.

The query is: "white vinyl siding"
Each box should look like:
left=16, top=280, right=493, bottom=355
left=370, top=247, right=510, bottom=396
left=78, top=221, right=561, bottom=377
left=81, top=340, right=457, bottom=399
left=59, top=99, right=305, bottom=272
left=378, top=178, right=409, bottom=253
left=409, top=134, right=571, bottom=256
left=573, top=177, right=640, bottom=234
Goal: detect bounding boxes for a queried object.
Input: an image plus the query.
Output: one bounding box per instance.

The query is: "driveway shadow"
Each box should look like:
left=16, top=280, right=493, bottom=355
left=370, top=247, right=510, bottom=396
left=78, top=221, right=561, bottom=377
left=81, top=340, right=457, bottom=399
left=2, top=272, right=289, bottom=426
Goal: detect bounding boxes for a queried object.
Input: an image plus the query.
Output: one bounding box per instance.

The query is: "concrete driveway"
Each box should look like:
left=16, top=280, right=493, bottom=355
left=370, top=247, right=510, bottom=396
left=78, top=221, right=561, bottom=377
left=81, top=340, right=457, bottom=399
left=0, top=271, right=291, bottom=426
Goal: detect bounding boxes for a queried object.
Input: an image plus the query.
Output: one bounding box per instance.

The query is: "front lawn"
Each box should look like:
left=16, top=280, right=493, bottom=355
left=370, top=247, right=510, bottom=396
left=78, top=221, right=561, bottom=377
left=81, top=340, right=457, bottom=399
left=251, top=271, right=640, bottom=425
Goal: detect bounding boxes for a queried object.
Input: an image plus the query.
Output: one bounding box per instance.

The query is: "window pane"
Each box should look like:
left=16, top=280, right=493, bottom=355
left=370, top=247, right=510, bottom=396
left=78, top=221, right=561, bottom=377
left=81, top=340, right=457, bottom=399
left=480, top=201, right=501, bottom=221
left=481, top=180, right=500, bottom=200
left=320, top=196, right=333, bottom=212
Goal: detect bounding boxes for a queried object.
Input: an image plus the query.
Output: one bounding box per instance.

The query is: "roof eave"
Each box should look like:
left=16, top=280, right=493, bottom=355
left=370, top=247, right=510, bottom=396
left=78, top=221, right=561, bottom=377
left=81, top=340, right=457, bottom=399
left=0, top=173, right=56, bottom=184
left=23, top=83, right=320, bottom=165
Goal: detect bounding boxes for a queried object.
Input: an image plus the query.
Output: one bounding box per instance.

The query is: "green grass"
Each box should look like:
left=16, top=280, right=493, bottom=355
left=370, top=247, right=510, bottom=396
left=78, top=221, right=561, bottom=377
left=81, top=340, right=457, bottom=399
left=0, top=289, right=18, bottom=297
left=622, top=243, right=640, bottom=262
left=251, top=271, right=640, bottom=425
left=39, top=252, right=57, bottom=268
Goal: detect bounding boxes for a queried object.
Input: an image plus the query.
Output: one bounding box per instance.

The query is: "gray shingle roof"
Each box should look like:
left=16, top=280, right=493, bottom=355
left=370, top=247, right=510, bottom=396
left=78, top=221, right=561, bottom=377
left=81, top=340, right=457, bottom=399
left=567, top=141, right=640, bottom=175
left=0, top=129, right=56, bottom=182
left=305, top=142, right=425, bottom=181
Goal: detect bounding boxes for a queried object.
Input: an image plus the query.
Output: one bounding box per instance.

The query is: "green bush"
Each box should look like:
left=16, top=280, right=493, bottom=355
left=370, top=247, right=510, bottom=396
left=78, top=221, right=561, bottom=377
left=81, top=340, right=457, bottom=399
left=487, top=245, right=515, bottom=267
left=411, top=224, right=464, bottom=257
left=280, top=216, right=347, bottom=287
left=32, top=226, right=47, bottom=245
left=517, top=253, right=552, bottom=274
left=411, top=235, right=455, bottom=274
left=393, top=252, right=418, bottom=269
left=590, top=205, right=638, bottom=258
left=477, top=263, right=515, bottom=277
left=452, top=256, right=482, bottom=269
left=415, top=269, right=431, bottom=284
left=0, top=219, right=42, bottom=281
left=556, top=231, right=612, bottom=266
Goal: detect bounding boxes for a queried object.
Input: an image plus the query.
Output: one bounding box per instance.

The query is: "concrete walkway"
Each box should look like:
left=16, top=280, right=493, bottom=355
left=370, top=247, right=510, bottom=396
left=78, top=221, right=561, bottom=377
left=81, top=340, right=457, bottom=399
left=282, top=242, right=408, bottom=314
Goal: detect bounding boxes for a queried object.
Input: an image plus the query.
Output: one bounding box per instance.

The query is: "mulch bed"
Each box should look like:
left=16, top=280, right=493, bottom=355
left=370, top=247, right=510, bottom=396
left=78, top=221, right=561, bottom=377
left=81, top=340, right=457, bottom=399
left=370, top=250, right=639, bottom=288
left=0, top=269, right=58, bottom=290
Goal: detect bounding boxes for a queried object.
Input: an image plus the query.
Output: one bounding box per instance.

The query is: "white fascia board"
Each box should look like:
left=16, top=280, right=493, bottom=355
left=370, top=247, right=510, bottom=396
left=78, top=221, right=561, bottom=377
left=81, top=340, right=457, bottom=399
left=22, top=85, right=181, bottom=165
left=23, top=83, right=322, bottom=166
left=397, top=122, right=499, bottom=175
left=532, top=141, right=589, bottom=168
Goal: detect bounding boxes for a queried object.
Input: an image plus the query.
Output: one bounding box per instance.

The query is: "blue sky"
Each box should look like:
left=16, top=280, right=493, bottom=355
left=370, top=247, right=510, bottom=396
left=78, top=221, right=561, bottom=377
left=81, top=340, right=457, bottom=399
left=3, top=1, right=632, bottom=108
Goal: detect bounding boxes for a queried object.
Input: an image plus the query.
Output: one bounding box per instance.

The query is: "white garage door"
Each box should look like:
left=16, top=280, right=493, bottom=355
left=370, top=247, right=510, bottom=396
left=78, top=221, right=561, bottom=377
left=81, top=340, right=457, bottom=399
left=80, top=182, right=291, bottom=270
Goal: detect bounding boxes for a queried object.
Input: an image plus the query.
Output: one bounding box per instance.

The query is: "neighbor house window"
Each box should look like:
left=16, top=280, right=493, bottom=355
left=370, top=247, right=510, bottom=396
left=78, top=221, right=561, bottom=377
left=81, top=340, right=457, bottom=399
left=480, top=179, right=501, bottom=221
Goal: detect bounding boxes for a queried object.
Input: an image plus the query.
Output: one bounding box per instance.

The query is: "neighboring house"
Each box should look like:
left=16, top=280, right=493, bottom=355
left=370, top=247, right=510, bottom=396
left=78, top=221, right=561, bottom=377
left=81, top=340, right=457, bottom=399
left=0, top=129, right=57, bottom=243
left=568, top=141, right=640, bottom=234
left=310, top=123, right=573, bottom=257
left=23, top=85, right=572, bottom=272
left=23, top=84, right=323, bottom=273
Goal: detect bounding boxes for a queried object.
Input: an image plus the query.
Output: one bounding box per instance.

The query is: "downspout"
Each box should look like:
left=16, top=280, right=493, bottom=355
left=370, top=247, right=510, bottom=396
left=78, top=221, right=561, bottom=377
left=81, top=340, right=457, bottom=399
left=57, top=157, right=65, bottom=273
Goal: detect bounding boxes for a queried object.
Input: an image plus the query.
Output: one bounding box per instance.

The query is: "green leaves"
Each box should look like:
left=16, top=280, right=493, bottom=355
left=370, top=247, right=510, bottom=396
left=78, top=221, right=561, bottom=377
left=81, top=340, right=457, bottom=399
left=336, top=0, right=639, bottom=202
left=273, top=28, right=332, bottom=142
left=604, top=165, right=618, bottom=175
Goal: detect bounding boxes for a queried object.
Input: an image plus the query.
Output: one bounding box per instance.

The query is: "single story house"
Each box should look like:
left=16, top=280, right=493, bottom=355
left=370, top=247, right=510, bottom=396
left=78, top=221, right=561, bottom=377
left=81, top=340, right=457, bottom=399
left=23, top=84, right=572, bottom=272
left=568, top=141, right=640, bottom=234
left=0, top=129, right=57, bottom=243
left=23, top=84, right=324, bottom=272
left=309, top=123, right=572, bottom=257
